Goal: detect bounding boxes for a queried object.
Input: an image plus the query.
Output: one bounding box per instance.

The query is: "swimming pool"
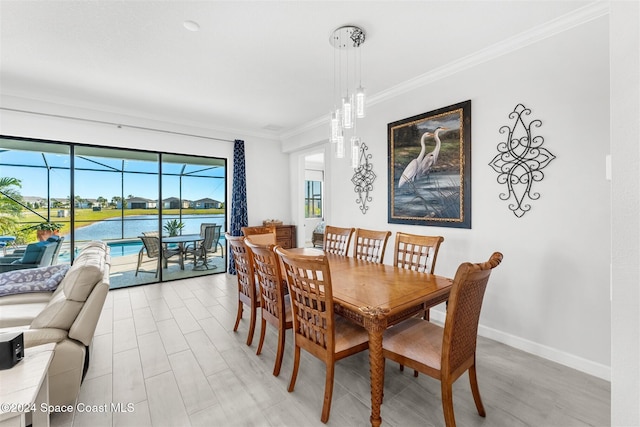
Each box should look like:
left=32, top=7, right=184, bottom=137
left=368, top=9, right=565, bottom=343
left=57, top=240, right=142, bottom=263
left=107, top=240, right=145, bottom=257
left=58, top=237, right=227, bottom=263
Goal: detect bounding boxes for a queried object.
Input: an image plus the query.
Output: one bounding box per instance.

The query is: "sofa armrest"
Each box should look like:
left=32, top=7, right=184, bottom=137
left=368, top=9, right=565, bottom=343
left=23, top=327, right=69, bottom=347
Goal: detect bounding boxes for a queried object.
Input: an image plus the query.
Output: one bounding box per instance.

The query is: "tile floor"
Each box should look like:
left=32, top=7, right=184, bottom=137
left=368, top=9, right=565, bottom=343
left=50, top=273, right=610, bottom=427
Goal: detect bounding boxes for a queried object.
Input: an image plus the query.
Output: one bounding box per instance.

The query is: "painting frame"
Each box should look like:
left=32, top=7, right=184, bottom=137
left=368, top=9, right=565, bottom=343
left=387, top=100, right=471, bottom=228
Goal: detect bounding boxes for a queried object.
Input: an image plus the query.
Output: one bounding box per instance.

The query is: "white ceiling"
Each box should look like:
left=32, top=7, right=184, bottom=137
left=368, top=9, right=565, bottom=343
left=0, top=1, right=593, bottom=139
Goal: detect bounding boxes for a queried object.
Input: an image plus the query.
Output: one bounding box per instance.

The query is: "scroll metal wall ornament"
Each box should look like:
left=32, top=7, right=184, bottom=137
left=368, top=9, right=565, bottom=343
left=489, top=104, right=555, bottom=218
left=351, top=142, right=376, bottom=214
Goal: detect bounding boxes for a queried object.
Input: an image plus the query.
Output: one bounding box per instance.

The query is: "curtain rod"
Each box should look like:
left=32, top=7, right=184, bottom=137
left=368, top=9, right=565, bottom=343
left=0, top=107, right=235, bottom=143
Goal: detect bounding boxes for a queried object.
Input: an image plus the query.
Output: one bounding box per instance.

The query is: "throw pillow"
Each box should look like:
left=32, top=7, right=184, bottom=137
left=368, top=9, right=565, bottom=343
left=0, top=264, right=70, bottom=297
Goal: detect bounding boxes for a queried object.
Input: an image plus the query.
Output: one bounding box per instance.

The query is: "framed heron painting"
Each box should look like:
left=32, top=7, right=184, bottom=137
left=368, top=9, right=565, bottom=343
left=387, top=100, right=472, bottom=228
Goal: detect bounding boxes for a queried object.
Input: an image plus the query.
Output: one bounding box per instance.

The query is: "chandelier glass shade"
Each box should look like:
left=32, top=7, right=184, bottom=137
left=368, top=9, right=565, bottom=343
left=330, top=25, right=366, bottom=166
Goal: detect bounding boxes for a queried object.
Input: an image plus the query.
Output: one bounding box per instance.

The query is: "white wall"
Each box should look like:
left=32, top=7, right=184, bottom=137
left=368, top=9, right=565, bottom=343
left=285, top=16, right=611, bottom=379
left=0, top=96, right=292, bottom=228
left=610, top=1, right=640, bottom=424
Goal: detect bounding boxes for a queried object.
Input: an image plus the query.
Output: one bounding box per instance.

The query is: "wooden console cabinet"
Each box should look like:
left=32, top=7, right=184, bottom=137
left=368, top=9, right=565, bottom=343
left=274, top=224, right=296, bottom=249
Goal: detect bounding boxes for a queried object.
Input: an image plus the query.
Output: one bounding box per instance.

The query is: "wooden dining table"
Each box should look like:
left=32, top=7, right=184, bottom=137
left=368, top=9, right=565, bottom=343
left=286, top=248, right=453, bottom=426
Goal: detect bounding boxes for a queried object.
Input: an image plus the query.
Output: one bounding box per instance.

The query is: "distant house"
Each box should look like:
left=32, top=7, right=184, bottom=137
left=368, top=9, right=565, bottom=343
left=51, top=198, right=69, bottom=208
left=22, top=196, right=47, bottom=207
left=162, top=197, right=190, bottom=209
left=193, top=198, right=222, bottom=209
left=76, top=198, right=98, bottom=209
left=23, top=196, right=69, bottom=208
left=119, top=197, right=157, bottom=209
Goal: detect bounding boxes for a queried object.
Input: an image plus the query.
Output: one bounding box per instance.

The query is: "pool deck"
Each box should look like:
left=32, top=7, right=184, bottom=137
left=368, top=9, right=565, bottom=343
left=109, top=249, right=227, bottom=289
left=2, top=242, right=227, bottom=289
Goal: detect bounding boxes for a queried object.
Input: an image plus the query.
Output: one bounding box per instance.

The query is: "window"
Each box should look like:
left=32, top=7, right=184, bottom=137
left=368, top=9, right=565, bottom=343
left=305, top=180, right=322, bottom=218
left=0, top=136, right=227, bottom=289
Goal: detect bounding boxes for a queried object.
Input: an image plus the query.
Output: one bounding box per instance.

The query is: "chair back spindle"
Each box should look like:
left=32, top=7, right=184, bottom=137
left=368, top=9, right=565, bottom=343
left=394, top=232, right=444, bottom=274
left=323, top=225, right=355, bottom=257
left=353, top=228, right=391, bottom=263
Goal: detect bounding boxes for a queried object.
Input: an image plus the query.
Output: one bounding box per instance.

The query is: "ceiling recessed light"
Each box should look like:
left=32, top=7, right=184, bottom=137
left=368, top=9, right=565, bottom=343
left=183, top=20, right=200, bottom=32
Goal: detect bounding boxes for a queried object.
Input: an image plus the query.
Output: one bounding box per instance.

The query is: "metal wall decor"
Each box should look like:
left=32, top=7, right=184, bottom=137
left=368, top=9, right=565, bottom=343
left=489, top=104, right=555, bottom=218
left=351, top=142, right=376, bottom=214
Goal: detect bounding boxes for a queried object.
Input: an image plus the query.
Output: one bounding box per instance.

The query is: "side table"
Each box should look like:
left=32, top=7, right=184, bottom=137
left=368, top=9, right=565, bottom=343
left=0, top=342, right=55, bottom=427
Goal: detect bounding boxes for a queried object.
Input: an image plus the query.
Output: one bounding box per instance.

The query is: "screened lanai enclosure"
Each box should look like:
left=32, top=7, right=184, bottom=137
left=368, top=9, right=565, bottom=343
left=0, top=136, right=227, bottom=288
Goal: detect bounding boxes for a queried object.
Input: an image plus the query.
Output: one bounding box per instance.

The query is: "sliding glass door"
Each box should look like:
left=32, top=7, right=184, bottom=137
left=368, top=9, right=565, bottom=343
left=0, top=136, right=227, bottom=289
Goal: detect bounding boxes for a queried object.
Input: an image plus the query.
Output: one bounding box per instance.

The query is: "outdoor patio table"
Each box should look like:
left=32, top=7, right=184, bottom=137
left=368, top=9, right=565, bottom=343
left=162, top=234, right=204, bottom=270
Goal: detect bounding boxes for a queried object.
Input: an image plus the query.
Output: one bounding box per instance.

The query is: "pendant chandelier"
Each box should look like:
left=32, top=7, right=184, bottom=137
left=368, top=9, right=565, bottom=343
left=329, top=25, right=366, bottom=168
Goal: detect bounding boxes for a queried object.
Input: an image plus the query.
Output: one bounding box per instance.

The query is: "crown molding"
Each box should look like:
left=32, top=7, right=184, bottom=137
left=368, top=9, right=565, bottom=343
left=0, top=94, right=282, bottom=143
left=281, top=1, right=610, bottom=141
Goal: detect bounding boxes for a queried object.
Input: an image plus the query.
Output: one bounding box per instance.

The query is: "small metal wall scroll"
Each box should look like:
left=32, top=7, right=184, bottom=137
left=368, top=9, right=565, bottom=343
left=489, top=104, right=555, bottom=218
left=351, top=142, right=376, bottom=214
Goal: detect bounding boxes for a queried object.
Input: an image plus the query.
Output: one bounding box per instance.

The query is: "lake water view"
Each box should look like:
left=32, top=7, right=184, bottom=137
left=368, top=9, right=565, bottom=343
left=71, top=214, right=226, bottom=242
left=57, top=214, right=226, bottom=262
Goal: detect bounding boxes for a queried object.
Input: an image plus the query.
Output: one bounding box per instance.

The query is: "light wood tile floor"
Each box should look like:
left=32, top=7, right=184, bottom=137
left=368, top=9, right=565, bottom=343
left=51, top=273, right=610, bottom=427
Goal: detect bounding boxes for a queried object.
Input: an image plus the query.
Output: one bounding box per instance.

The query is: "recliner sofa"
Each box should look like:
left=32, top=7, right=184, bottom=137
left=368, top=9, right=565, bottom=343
left=0, top=241, right=110, bottom=406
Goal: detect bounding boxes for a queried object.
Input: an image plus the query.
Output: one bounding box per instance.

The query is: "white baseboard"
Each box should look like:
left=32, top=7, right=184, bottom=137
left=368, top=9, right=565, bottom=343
left=429, top=310, right=611, bottom=381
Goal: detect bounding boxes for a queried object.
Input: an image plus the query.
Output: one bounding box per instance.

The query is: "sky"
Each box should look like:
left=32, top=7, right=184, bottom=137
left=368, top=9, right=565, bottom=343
left=1, top=150, right=226, bottom=202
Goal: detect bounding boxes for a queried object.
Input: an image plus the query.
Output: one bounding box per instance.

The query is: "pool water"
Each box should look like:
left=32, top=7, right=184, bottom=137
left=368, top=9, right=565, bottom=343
left=57, top=240, right=142, bottom=263
left=58, top=238, right=226, bottom=263
left=107, top=240, right=144, bottom=257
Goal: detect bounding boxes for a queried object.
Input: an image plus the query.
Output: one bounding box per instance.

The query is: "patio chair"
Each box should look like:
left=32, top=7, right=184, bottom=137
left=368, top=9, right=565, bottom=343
left=135, top=235, right=183, bottom=277
left=185, top=224, right=223, bottom=269
left=0, top=236, right=64, bottom=273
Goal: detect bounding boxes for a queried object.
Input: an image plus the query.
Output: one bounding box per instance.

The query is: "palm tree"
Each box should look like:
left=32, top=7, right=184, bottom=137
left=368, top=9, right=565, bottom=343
left=0, top=177, right=23, bottom=233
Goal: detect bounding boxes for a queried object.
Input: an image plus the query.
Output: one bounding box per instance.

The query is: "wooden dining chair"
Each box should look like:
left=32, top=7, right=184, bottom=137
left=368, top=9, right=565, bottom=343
left=242, top=225, right=277, bottom=245
left=226, top=233, right=260, bottom=346
left=382, top=252, right=503, bottom=427
left=244, top=239, right=293, bottom=377
left=393, top=232, right=444, bottom=273
left=394, top=232, right=445, bottom=320
left=323, top=225, right=355, bottom=256
left=245, top=233, right=276, bottom=245
left=275, top=247, right=369, bottom=423
left=353, top=228, right=392, bottom=263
